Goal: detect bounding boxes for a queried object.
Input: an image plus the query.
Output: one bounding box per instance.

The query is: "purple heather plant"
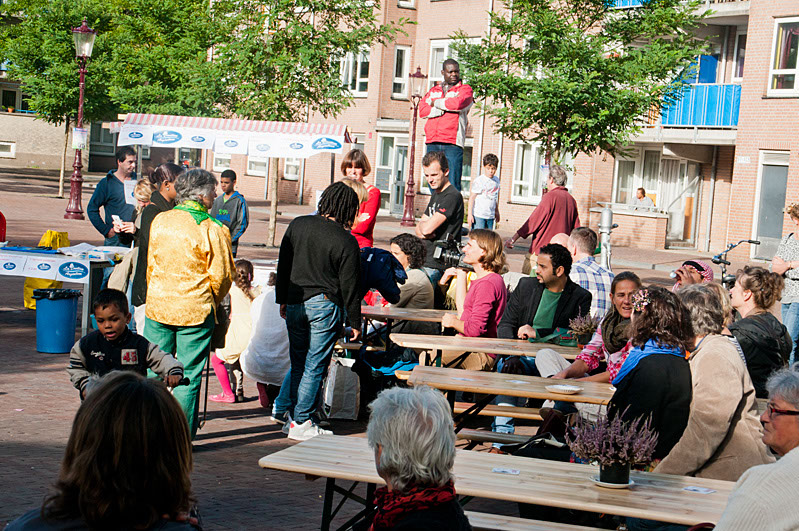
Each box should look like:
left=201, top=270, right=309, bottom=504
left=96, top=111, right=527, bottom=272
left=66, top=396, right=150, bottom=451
left=565, top=407, right=658, bottom=467
left=568, top=314, right=600, bottom=337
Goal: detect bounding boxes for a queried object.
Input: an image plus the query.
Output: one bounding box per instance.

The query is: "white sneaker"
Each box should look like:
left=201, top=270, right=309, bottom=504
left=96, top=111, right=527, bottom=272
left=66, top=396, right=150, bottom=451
left=281, top=414, right=293, bottom=435
left=287, top=419, right=332, bottom=441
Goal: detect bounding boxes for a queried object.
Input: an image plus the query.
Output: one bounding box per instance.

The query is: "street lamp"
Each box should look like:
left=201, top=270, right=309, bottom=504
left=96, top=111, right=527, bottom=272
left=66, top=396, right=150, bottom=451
left=400, top=66, right=428, bottom=227
left=64, top=18, right=96, bottom=220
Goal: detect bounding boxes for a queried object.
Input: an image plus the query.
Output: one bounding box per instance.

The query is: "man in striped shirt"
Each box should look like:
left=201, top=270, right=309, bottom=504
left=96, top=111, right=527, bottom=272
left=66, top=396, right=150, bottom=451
left=552, top=228, right=614, bottom=318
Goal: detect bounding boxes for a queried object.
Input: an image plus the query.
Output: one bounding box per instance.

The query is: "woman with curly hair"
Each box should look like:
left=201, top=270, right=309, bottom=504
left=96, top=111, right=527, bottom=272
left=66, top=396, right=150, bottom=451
left=608, top=285, right=693, bottom=462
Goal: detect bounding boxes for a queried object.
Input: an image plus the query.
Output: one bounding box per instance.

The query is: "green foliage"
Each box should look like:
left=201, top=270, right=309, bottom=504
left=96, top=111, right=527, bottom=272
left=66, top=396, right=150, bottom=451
left=211, top=0, right=408, bottom=121
left=452, top=0, right=709, bottom=161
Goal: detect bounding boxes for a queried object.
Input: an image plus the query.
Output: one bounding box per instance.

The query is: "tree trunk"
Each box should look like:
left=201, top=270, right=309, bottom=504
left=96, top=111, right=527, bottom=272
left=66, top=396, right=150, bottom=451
left=58, top=119, right=70, bottom=198
left=267, top=158, right=280, bottom=248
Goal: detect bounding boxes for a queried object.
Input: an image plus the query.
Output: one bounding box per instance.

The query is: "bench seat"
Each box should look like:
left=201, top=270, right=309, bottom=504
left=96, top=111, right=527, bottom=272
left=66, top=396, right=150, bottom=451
left=465, top=511, right=605, bottom=531
left=454, top=402, right=542, bottom=421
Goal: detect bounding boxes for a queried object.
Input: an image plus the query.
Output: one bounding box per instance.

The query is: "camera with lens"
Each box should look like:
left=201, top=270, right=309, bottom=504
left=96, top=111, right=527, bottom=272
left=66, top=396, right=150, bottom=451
left=432, top=234, right=473, bottom=271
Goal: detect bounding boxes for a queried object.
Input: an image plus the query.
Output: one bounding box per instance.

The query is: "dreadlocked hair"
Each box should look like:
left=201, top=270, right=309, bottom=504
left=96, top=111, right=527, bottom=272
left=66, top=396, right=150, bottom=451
left=317, top=181, right=360, bottom=229
left=234, top=259, right=255, bottom=301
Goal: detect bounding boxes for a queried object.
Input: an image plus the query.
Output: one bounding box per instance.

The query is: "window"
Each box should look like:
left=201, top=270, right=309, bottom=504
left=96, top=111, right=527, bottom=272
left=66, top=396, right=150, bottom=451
left=754, top=151, right=790, bottom=258
left=732, top=32, right=746, bottom=83
left=428, top=38, right=478, bottom=87
left=340, top=51, right=370, bottom=97
left=0, top=141, right=15, bottom=158
left=392, top=46, right=411, bottom=98
left=213, top=153, right=231, bottom=172
left=769, top=18, right=799, bottom=94
left=614, top=159, right=636, bottom=204
left=283, top=157, right=302, bottom=181
left=511, top=143, right=573, bottom=204
left=1, top=89, right=15, bottom=109
left=398, top=0, right=414, bottom=6
left=89, top=124, right=116, bottom=155
left=247, top=157, right=269, bottom=177
left=460, top=145, right=473, bottom=194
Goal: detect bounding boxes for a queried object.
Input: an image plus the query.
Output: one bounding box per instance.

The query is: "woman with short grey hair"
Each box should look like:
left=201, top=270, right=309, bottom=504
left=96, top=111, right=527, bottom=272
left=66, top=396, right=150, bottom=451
left=145, top=168, right=235, bottom=440
left=655, top=284, right=773, bottom=481
left=364, top=386, right=471, bottom=530
left=715, top=366, right=799, bottom=530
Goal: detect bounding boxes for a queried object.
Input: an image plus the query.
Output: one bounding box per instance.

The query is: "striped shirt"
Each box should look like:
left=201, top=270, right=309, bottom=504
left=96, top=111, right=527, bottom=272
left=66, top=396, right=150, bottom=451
left=570, top=257, right=614, bottom=318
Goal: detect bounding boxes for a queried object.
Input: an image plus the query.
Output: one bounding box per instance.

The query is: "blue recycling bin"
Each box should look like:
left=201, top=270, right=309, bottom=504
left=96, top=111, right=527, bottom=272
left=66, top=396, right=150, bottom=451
left=32, top=289, right=81, bottom=353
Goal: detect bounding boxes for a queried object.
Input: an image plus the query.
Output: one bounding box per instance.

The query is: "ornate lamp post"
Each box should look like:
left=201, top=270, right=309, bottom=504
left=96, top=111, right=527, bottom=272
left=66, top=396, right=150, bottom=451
left=65, top=18, right=96, bottom=220
left=400, top=67, right=428, bottom=227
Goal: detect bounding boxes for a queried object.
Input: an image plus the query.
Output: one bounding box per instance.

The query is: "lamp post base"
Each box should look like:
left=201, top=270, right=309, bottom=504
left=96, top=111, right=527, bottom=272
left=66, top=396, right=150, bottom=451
left=64, top=150, right=85, bottom=220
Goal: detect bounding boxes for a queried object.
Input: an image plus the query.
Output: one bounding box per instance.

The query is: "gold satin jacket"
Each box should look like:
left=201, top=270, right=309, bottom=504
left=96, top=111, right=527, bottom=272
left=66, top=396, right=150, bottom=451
left=145, top=209, right=235, bottom=326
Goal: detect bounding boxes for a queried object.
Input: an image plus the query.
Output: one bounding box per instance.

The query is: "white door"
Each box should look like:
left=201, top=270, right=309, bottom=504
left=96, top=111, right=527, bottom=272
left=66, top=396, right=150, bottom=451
left=390, top=145, right=408, bottom=216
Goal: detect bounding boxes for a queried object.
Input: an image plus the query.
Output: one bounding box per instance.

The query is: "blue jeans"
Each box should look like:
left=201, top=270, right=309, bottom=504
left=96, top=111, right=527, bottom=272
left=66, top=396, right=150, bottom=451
left=783, top=303, right=799, bottom=365
left=423, top=267, right=443, bottom=286
left=426, top=143, right=464, bottom=192
left=272, top=370, right=292, bottom=416
left=491, top=356, right=537, bottom=445
left=471, top=217, right=494, bottom=230
left=285, top=294, right=344, bottom=424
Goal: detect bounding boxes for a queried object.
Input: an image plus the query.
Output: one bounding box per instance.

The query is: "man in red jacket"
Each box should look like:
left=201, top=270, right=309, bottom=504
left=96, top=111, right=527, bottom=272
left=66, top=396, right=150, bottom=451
left=419, top=59, right=473, bottom=192
left=505, top=164, right=580, bottom=275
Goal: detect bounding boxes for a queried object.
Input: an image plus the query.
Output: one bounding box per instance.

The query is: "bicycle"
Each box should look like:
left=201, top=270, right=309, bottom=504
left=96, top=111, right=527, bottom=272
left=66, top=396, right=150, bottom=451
left=711, top=239, right=760, bottom=290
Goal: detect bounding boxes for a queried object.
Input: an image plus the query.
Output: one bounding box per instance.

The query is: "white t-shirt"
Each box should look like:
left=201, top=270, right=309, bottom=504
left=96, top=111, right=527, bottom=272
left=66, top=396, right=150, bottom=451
left=471, top=174, right=500, bottom=219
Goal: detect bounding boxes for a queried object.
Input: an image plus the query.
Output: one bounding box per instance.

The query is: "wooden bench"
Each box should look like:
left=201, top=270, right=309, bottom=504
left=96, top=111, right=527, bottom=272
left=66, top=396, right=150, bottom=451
left=453, top=402, right=542, bottom=421
left=395, top=370, right=412, bottom=380
left=456, top=429, right=530, bottom=445
left=465, top=511, right=604, bottom=531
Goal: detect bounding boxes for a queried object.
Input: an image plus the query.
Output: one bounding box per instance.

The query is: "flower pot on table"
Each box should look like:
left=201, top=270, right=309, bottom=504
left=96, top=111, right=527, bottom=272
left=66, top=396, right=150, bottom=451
left=599, top=462, right=630, bottom=485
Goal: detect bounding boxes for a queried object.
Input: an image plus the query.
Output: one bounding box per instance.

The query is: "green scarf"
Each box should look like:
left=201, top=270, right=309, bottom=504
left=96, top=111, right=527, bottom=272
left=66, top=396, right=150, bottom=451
left=174, top=200, right=223, bottom=226
left=601, top=306, right=630, bottom=354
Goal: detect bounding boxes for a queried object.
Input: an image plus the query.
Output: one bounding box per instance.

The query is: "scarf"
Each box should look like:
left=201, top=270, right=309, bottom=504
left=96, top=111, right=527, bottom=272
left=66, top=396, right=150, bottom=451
left=600, top=306, right=630, bottom=355
left=612, top=339, right=684, bottom=385
left=174, top=200, right=223, bottom=226
left=672, top=259, right=714, bottom=291
left=370, top=481, right=456, bottom=530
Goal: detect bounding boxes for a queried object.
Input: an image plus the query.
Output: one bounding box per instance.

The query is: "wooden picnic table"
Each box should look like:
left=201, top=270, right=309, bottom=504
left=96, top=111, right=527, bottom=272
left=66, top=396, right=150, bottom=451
left=259, top=435, right=734, bottom=530
left=390, top=333, right=582, bottom=366
left=360, top=306, right=454, bottom=349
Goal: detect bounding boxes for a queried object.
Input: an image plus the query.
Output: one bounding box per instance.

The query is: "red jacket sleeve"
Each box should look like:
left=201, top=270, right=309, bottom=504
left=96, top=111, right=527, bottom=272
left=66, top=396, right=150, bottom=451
left=418, top=86, right=435, bottom=118
left=351, top=186, right=380, bottom=243
left=441, top=83, right=473, bottom=111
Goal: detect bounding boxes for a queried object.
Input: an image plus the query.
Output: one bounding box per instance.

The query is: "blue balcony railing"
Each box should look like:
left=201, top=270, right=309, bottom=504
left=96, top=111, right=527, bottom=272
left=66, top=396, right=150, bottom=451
left=613, top=0, right=643, bottom=7
left=659, top=83, right=740, bottom=127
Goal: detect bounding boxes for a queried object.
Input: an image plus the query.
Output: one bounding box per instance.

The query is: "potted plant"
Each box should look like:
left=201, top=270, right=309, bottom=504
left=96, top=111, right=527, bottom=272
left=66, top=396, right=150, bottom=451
left=568, top=314, right=599, bottom=348
left=565, top=408, right=658, bottom=486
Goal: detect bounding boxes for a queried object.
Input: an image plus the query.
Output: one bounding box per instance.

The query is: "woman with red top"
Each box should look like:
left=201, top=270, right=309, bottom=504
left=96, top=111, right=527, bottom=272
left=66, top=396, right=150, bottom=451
left=437, top=229, right=509, bottom=371
left=341, top=149, right=380, bottom=248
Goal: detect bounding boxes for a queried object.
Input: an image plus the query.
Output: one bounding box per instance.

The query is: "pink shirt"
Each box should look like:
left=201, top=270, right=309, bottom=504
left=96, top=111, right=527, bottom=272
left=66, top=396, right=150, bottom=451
left=460, top=273, right=508, bottom=339
left=351, top=185, right=380, bottom=248
left=576, top=324, right=632, bottom=381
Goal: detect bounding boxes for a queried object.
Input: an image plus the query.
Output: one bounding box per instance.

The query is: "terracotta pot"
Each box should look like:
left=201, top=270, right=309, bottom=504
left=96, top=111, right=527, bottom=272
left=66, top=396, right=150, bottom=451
left=599, top=462, right=630, bottom=484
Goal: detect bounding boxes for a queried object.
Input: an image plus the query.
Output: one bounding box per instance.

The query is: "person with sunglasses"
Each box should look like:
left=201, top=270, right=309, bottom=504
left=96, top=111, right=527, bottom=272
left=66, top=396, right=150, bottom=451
left=715, top=366, right=799, bottom=530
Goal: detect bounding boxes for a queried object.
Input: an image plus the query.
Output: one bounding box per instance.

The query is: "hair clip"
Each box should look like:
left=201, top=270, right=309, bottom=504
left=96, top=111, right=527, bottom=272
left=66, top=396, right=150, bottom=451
left=632, top=289, right=650, bottom=312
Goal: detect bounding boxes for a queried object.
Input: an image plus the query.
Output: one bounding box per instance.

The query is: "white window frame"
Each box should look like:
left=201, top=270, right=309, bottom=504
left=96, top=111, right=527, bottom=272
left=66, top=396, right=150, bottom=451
left=768, top=17, right=799, bottom=96
left=89, top=124, right=116, bottom=155
left=731, top=28, right=747, bottom=83
left=246, top=156, right=269, bottom=177
left=340, top=50, right=370, bottom=98
left=510, top=142, right=574, bottom=205
left=212, top=153, right=232, bottom=172
left=398, top=0, right=414, bottom=7
left=612, top=152, right=641, bottom=205
left=283, top=157, right=303, bottom=181
left=392, top=45, right=411, bottom=99
left=751, top=150, right=791, bottom=258
left=428, top=38, right=479, bottom=88
left=0, top=140, right=16, bottom=159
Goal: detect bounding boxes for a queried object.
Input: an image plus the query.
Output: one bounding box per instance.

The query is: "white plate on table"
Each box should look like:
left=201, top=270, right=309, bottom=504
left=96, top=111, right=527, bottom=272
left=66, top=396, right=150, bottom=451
left=590, top=476, right=635, bottom=489
left=545, top=384, right=583, bottom=395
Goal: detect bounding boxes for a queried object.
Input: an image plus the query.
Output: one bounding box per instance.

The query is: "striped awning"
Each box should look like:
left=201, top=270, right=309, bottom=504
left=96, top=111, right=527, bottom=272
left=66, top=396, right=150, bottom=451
left=116, top=113, right=351, bottom=159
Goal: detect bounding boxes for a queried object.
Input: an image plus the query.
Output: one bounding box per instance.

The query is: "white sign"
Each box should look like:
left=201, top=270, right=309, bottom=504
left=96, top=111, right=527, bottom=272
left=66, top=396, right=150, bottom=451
left=214, top=134, right=250, bottom=155
left=124, top=180, right=137, bottom=206
left=22, top=257, right=59, bottom=280
left=180, top=129, right=216, bottom=150
left=56, top=260, right=90, bottom=283
left=737, top=156, right=751, bottom=164
left=0, top=253, right=26, bottom=276
left=117, top=125, right=153, bottom=146
left=72, top=127, right=88, bottom=150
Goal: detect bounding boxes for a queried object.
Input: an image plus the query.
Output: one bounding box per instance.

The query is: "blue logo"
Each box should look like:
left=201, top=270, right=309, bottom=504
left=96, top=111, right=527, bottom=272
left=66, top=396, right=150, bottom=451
left=37, top=263, right=51, bottom=271
left=2, top=262, right=15, bottom=271
left=59, top=262, right=89, bottom=280
left=255, top=143, right=270, bottom=152
left=224, top=140, right=239, bottom=148
left=128, top=131, right=143, bottom=139
left=312, top=137, right=342, bottom=150
left=289, top=142, right=303, bottom=150
left=191, top=135, right=206, bottom=143
left=153, top=130, right=182, bottom=144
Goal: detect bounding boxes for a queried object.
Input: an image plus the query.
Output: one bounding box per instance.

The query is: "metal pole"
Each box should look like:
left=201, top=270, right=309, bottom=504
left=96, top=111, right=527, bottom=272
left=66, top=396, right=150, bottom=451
left=65, top=57, right=87, bottom=220
left=598, top=204, right=616, bottom=271
left=401, top=96, right=420, bottom=227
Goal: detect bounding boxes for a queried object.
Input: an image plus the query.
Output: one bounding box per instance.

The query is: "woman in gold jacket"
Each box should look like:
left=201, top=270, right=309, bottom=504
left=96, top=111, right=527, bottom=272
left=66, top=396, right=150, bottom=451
left=145, top=168, right=235, bottom=439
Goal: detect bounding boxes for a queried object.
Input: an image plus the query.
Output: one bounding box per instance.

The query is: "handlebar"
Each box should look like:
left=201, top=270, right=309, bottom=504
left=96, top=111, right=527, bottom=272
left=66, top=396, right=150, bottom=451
left=711, top=257, right=731, bottom=266
left=174, top=377, right=190, bottom=387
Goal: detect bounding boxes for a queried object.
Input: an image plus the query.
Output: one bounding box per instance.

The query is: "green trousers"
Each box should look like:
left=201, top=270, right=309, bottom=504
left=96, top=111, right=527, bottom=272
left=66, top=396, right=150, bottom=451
left=145, top=313, right=214, bottom=440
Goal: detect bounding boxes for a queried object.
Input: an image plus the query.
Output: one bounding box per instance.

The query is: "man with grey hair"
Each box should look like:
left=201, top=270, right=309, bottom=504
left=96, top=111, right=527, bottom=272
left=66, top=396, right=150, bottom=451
left=365, top=386, right=471, bottom=530
left=505, top=164, right=580, bottom=275
left=714, top=365, right=799, bottom=530
left=551, top=227, right=613, bottom=318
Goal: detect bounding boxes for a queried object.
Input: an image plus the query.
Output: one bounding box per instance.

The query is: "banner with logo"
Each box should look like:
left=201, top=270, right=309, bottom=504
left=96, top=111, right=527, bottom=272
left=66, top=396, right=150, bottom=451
left=214, top=134, right=250, bottom=155
left=55, top=260, right=91, bottom=283
left=0, top=253, right=91, bottom=284
left=0, top=253, right=26, bottom=276
left=151, top=129, right=185, bottom=148
left=180, top=129, right=216, bottom=150
left=117, top=125, right=153, bottom=146
left=22, top=257, right=59, bottom=280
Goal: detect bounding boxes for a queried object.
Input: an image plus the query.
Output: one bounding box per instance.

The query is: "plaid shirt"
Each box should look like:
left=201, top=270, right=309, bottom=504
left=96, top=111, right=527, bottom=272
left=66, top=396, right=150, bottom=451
left=570, top=257, right=614, bottom=318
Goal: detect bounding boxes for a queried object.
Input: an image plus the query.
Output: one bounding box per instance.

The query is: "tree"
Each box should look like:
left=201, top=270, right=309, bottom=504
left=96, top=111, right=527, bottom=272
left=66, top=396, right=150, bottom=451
left=452, top=0, right=709, bottom=162
left=211, top=0, right=407, bottom=245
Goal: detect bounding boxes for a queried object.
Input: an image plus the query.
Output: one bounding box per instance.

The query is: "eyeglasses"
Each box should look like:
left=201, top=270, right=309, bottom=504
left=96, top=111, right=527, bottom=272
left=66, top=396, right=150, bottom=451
left=766, top=402, right=799, bottom=418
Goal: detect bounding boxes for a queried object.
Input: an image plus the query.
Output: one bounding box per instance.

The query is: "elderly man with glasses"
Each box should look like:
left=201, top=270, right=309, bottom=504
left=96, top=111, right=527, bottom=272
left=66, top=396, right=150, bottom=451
left=715, top=366, right=799, bottom=530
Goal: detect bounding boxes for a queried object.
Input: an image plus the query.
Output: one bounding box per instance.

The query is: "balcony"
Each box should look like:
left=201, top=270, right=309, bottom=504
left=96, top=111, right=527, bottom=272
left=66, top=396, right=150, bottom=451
left=614, top=0, right=746, bottom=7
left=638, top=83, right=740, bottom=145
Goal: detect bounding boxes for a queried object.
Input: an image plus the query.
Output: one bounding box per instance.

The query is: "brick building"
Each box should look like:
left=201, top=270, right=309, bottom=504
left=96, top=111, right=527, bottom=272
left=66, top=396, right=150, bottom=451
left=83, top=0, right=796, bottom=260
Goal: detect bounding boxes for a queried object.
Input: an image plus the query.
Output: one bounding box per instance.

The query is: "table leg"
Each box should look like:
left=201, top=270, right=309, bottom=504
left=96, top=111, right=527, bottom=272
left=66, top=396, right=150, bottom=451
left=82, top=264, right=105, bottom=336
left=384, top=319, right=393, bottom=350
left=322, top=477, right=335, bottom=531
left=452, top=393, right=497, bottom=433
left=434, top=348, right=442, bottom=367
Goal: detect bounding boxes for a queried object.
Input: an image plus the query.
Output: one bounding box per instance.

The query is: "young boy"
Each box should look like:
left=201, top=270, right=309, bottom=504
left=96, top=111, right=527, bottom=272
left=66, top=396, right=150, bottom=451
left=468, top=153, right=501, bottom=230
left=68, top=289, right=184, bottom=398
left=211, top=169, right=249, bottom=257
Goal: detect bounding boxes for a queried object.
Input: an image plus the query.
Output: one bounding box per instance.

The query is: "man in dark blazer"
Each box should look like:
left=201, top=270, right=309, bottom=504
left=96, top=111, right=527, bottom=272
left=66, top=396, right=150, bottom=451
left=490, top=243, right=591, bottom=448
